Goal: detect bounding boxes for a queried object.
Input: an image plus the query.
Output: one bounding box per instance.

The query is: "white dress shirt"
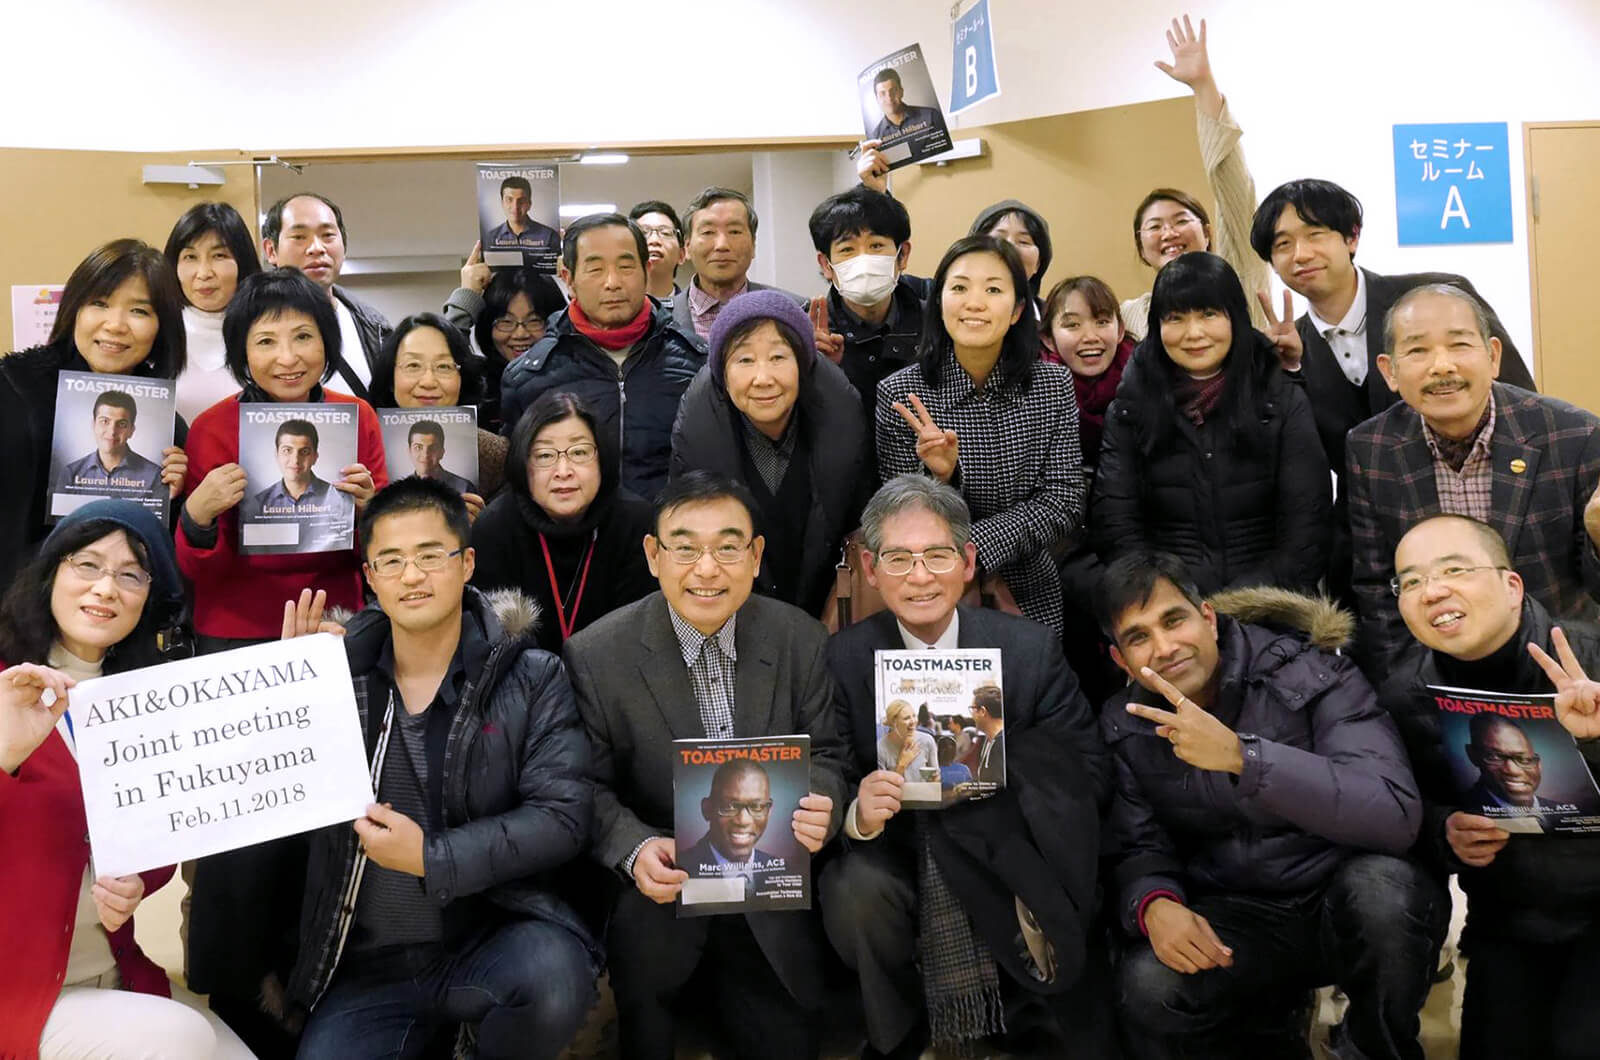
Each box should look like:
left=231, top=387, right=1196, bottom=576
left=1307, top=268, right=1369, bottom=386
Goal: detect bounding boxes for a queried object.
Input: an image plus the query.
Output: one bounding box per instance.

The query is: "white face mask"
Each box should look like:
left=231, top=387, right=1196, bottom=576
left=831, top=252, right=899, bottom=307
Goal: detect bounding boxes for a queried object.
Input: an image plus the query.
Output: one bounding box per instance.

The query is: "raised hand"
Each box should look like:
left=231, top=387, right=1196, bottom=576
left=1257, top=288, right=1303, bottom=372
left=461, top=240, right=491, bottom=294
left=808, top=298, right=845, bottom=364
left=281, top=588, right=347, bottom=641
left=1154, top=15, right=1210, bottom=88
left=0, top=663, right=76, bottom=774
left=1127, top=666, right=1245, bottom=774
left=856, top=139, right=891, bottom=193
left=1528, top=626, right=1600, bottom=740
left=891, top=393, right=959, bottom=483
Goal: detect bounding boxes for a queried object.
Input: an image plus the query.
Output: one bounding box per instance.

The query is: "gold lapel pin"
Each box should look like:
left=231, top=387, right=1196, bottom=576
left=1510, top=458, right=1527, bottom=474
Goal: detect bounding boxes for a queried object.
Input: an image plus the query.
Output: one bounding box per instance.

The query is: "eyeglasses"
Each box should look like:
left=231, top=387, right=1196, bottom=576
left=637, top=225, right=679, bottom=242
left=712, top=799, right=773, bottom=818
left=1390, top=564, right=1509, bottom=597
left=874, top=547, right=961, bottom=576
left=530, top=443, right=597, bottom=469
left=659, top=541, right=754, bottom=566
left=1140, top=214, right=1201, bottom=236
left=397, top=359, right=459, bottom=379
left=491, top=317, right=544, bottom=336
left=62, top=553, right=151, bottom=593
left=1479, top=750, right=1541, bottom=769
left=367, top=548, right=465, bottom=578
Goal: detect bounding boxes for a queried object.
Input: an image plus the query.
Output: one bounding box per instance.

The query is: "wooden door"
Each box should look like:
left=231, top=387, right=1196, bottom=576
left=1527, top=123, right=1600, bottom=412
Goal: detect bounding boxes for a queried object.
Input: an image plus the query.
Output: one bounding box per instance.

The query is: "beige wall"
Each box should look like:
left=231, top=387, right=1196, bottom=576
left=891, top=97, right=1212, bottom=312
left=0, top=149, right=257, bottom=347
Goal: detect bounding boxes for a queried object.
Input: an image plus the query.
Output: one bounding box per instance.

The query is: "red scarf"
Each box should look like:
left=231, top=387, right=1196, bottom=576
left=1071, top=338, right=1133, bottom=464
left=568, top=300, right=652, bottom=351
left=1176, top=369, right=1229, bottom=426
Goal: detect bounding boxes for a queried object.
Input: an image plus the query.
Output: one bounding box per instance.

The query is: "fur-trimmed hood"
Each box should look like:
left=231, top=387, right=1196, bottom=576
left=1208, top=585, right=1353, bottom=653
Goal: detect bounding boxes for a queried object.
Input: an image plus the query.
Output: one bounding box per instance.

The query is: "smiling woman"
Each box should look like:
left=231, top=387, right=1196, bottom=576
left=0, top=239, right=189, bottom=589
left=164, top=203, right=263, bottom=423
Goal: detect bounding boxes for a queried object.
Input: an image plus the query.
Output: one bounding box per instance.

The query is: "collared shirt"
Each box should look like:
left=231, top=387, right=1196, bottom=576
left=896, top=610, right=960, bottom=651
left=251, top=473, right=349, bottom=516
left=56, top=447, right=164, bottom=496
left=668, top=605, right=738, bottom=739
left=487, top=219, right=559, bottom=249
left=1424, top=398, right=1496, bottom=522
left=739, top=414, right=798, bottom=494
left=1307, top=268, right=1369, bottom=386
left=687, top=276, right=748, bottom=341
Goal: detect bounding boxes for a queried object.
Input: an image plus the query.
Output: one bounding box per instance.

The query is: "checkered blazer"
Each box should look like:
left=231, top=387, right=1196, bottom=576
left=875, top=352, right=1084, bottom=635
left=1346, top=382, right=1600, bottom=670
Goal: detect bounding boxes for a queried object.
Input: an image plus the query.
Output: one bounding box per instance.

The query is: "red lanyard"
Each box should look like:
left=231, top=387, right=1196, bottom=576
left=539, top=530, right=597, bottom=642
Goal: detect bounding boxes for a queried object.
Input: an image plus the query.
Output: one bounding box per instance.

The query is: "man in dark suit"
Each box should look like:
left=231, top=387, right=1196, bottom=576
left=563, top=470, right=846, bottom=1060
left=678, top=759, right=789, bottom=901
left=1344, top=284, right=1600, bottom=672
left=1249, top=179, right=1535, bottom=596
left=819, top=475, right=1113, bottom=1060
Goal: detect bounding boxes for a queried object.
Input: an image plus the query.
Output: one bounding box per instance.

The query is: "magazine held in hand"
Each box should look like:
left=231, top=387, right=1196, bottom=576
left=874, top=648, right=1003, bottom=808
left=47, top=370, right=175, bottom=521
left=673, top=736, right=811, bottom=916
left=378, top=406, right=479, bottom=496
left=475, top=162, right=561, bottom=272
left=1429, top=684, right=1600, bottom=834
left=856, top=43, right=953, bottom=169
left=236, top=403, right=359, bottom=555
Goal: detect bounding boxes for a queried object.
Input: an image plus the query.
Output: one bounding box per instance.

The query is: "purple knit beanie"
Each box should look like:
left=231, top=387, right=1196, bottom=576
left=706, top=290, right=817, bottom=387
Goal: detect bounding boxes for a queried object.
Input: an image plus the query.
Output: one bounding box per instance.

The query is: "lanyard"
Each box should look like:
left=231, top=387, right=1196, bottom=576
left=539, top=530, right=597, bottom=642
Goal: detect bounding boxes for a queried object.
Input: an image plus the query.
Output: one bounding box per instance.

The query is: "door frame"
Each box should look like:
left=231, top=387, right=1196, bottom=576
left=1523, top=120, right=1600, bottom=391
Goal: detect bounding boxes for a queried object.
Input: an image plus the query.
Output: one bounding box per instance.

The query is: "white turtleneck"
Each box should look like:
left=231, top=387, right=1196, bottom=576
left=176, top=304, right=240, bottom=424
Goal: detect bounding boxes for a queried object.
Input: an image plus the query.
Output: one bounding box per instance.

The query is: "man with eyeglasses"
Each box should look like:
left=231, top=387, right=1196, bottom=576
left=628, top=201, right=686, bottom=309
left=819, top=474, right=1114, bottom=1060
left=500, top=213, right=704, bottom=501
left=679, top=760, right=784, bottom=897
left=563, top=470, right=846, bottom=1060
left=281, top=475, right=600, bottom=1060
left=1380, top=512, right=1600, bottom=1059
left=1343, top=282, right=1600, bottom=674
left=239, top=419, right=356, bottom=554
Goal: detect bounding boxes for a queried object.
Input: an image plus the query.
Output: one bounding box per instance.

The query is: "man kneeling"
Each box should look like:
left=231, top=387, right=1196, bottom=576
left=285, top=477, right=599, bottom=1058
left=1098, top=552, right=1446, bottom=1060
left=821, top=475, right=1114, bottom=1059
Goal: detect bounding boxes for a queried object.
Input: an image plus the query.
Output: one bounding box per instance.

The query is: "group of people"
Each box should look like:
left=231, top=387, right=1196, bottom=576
left=2, top=14, right=1598, bottom=1060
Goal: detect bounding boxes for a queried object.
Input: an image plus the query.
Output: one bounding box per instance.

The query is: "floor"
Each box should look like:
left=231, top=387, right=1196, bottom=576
left=135, top=878, right=1469, bottom=1059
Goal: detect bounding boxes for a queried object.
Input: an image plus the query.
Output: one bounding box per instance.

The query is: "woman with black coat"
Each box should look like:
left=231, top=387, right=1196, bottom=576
left=669, top=290, right=868, bottom=617
left=469, top=390, right=656, bottom=654
left=1092, top=252, right=1331, bottom=595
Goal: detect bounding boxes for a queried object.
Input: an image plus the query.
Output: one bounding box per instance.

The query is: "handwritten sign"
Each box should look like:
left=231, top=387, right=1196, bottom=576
left=1392, top=122, right=1512, bottom=245
left=69, top=634, right=374, bottom=877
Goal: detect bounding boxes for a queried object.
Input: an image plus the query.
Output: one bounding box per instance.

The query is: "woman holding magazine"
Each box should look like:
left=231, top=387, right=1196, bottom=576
left=0, top=239, right=189, bottom=589
left=0, top=499, right=253, bottom=1060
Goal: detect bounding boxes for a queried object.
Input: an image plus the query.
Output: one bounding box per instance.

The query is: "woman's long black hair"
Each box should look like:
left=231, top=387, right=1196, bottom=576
left=1130, top=251, right=1272, bottom=456
left=0, top=521, right=175, bottom=671
left=914, top=235, right=1038, bottom=389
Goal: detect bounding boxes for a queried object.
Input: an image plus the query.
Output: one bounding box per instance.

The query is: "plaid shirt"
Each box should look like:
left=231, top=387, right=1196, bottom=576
left=1347, top=383, right=1600, bottom=671
left=1424, top=399, right=1496, bottom=521
left=739, top=414, right=797, bottom=495
left=668, top=605, right=737, bottom=739
left=875, top=352, right=1084, bottom=634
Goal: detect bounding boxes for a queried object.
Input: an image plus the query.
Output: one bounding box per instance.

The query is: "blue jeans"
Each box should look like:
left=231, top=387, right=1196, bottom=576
left=297, top=919, right=597, bottom=1060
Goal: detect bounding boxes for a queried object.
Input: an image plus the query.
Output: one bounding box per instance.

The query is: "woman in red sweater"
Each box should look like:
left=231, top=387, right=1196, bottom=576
left=0, top=499, right=252, bottom=1059
left=177, top=268, right=387, bottom=652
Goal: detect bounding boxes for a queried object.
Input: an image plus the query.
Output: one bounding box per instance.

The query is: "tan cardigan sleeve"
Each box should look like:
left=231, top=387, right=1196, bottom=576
left=1198, top=99, right=1271, bottom=331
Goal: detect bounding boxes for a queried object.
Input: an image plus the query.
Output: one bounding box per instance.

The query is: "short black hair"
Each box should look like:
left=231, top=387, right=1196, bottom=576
left=407, top=420, right=444, bottom=444
left=1249, top=179, right=1364, bottom=263
left=653, top=469, right=761, bottom=538
left=629, top=200, right=683, bottom=242
left=508, top=390, right=619, bottom=509
left=93, top=390, right=138, bottom=423
left=915, top=235, right=1037, bottom=388
left=1468, top=711, right=1527, bottom=748
left=1400, top=513, right=1513, bottom=569
left=1094, top=551, right=1206, bottom=641
left=873, top=67, right=902, bottom=88
left=48, top=239, right=188, bottom=379
left=163, top=202, right=264, bottom=304
left=261, top=192, right=348, bottom=248
left=499, top=176, right=532, bottom=198
left=359, top=475, right=471, bottom=556
left=808, top=186, right=911, bottom=256
left=476, top=269, right=566, bottom=361
left=560, top=214, right=649, bottom=275
left=369, top=312, right=483, bottom=409
left=684, top=187, right=758, bottom=239
left=274, top=418, right=319, bottom=449
left=223, top=269, right=341, bottom=389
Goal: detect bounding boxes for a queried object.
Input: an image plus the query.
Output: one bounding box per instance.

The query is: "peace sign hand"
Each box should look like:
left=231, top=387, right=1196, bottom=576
left=1126, top=666, right=1246, bottom=774
left=1528, top=627, right=1600, bottom=741
left=808, top=298, right=845, bottom=364
left=891, top=393, right=959, bottom=483
left=1256, top=289, right=1303, bottom=372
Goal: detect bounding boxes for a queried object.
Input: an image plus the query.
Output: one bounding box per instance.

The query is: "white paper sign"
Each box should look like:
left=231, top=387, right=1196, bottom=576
left=11, top=283, right=64, bottom=349
left=68, top=634, right=375, bottom=877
